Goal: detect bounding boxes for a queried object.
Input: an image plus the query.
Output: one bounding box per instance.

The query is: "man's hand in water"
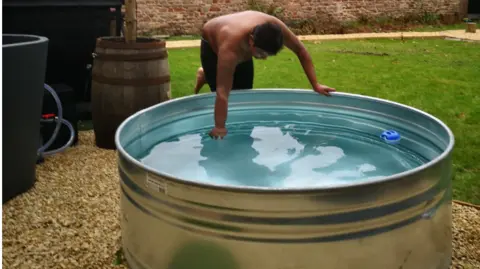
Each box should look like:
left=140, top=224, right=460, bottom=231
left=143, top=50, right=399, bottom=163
left=209, top=126, right=228, bottom=140
left=313, top=83, right=336, bottom=96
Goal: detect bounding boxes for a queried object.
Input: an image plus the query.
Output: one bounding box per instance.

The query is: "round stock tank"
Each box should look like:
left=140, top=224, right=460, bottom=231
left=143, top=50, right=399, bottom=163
left=115, top=89, right=454, bottom=269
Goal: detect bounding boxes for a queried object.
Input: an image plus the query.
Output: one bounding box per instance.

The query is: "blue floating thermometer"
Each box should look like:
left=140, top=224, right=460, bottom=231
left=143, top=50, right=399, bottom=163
left=380, top=130, right=401, bottom=144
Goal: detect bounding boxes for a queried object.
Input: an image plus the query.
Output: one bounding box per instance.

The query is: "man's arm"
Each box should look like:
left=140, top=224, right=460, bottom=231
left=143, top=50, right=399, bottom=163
left=214, top=46, right=237, bottom=128
left=272, top=18, right=319, bottom=87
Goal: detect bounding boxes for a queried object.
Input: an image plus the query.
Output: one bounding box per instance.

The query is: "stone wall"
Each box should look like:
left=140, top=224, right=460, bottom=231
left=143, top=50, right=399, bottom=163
left=136, top=0, right=462, bottom=35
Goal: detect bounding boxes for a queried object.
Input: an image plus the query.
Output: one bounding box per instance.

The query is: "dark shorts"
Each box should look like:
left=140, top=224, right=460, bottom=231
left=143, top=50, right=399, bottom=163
left=200, top=38, right=254, bottom=92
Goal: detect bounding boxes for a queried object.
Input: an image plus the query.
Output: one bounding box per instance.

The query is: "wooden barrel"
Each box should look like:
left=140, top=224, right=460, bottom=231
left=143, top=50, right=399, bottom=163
left=91, top=36, right=171, bottom=149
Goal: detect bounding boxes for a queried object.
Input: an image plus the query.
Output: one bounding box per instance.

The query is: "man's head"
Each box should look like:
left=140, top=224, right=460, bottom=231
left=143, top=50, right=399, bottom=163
left=249, top=22, right=284, bottom=59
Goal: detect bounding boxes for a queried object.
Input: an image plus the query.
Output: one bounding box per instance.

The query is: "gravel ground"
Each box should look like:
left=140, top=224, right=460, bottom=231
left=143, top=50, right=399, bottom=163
left=3, top=131, right=479, bottom=269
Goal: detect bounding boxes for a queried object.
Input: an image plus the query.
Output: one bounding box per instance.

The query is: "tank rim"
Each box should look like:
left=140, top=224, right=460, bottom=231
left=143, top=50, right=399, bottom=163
left=115, top=89, right=455, bottom=193
left=2, top=34, right=49, bottom=48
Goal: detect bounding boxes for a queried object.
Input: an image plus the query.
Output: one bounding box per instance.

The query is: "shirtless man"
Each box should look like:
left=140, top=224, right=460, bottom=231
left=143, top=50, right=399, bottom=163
left=193, top=11, right=336, bottom=139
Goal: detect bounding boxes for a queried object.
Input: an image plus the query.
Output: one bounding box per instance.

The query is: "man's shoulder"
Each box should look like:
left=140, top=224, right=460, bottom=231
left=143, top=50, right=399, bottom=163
left=215, top=25, right=244, bottom=43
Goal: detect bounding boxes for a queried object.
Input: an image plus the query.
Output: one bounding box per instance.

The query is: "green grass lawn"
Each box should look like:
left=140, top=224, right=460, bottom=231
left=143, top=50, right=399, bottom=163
left=167, top=38, right=480, bottom=204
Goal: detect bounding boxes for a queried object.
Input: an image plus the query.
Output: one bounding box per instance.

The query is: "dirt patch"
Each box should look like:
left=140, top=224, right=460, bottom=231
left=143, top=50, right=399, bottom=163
left=331, top=49, right=390, bottom=56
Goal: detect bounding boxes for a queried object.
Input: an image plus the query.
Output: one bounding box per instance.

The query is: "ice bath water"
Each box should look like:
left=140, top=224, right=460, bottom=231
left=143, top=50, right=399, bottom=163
left=138, top=108, right=441, bottom=189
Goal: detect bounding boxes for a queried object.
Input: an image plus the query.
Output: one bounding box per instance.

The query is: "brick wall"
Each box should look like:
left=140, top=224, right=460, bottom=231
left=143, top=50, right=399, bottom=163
left=136, top=0, right=461, bottom=35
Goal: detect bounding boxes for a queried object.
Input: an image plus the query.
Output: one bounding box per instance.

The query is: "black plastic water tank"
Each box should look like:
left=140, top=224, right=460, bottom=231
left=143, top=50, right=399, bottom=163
left=3, top=34, right=49, bottom=204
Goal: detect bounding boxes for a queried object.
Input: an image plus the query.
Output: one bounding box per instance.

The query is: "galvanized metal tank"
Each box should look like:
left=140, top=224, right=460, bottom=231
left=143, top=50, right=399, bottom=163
left=115, top=89, right=454, bottom=269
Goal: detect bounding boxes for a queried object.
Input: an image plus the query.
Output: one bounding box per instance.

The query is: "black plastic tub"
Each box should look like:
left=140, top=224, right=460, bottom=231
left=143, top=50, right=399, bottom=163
left=3, top=34, right=49, bottom=204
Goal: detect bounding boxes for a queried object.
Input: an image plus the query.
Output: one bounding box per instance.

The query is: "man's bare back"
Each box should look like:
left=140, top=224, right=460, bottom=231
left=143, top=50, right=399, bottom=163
left=192, top=11, right=336, bottom=139
left=202, top=11, right=277, bottom=62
